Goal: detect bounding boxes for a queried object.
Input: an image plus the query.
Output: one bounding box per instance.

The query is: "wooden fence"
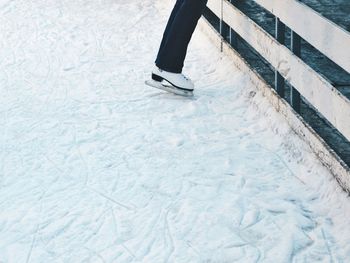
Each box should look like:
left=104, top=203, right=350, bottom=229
left=207, top=0, right=350, bottom=142
left=199, top=0, right=350, bottom=190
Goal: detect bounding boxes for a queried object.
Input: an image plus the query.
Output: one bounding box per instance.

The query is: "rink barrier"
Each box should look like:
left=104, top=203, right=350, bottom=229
left=254, top=0, right=350, bottom=73
left=198, top=1, right=350, bottom=191
left=206, top=0, right=350, bottom=143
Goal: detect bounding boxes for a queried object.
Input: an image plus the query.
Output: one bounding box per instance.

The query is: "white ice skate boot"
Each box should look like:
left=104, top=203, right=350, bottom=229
left=145, top=66, right=194, bottom=96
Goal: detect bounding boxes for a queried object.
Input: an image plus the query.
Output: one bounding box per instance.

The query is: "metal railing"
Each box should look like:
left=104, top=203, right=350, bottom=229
left=206, top=0, right=350, bottom=143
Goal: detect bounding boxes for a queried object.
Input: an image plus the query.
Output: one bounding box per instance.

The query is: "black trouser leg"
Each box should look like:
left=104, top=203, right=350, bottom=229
left=155, top=0, right=208, bottom=73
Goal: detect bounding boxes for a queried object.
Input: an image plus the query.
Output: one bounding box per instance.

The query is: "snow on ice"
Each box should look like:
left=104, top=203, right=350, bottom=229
left=0, top=0, right=349, bottom=262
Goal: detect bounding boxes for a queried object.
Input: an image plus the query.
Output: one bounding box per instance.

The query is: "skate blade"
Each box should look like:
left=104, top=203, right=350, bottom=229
left=145, top=79, right=193, bottom=97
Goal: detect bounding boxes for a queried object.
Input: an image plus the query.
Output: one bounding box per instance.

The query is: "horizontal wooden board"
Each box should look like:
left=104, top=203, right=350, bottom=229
left=254, top=0, right=350, bottom=73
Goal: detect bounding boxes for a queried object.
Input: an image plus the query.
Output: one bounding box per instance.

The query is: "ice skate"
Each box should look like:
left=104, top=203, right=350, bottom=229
left=145, top=67, right=194, bottom=97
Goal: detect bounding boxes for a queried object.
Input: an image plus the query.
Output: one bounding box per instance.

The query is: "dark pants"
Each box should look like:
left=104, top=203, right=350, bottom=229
left=155, top=0, right=208, bottom=73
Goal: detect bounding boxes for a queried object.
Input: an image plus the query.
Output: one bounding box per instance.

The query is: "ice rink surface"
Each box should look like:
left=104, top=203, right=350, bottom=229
left=0, top=0, right=350, bottom=262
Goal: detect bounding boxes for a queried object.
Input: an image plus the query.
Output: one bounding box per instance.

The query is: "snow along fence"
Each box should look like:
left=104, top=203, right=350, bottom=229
left=199, top=0, right=350, bottom=191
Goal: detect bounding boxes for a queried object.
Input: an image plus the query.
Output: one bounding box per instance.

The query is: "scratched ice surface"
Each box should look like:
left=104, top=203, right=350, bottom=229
left=0, top=0, right=349, bottom=262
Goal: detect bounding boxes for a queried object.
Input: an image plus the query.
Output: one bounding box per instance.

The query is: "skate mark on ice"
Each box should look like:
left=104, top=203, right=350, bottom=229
left=322, top=228, right=335, bottom=263
left=87, top=187, right=135, bottom=211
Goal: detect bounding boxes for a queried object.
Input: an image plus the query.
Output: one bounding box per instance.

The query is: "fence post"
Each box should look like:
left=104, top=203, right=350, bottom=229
left=275, top=17, right=285, bottom=97
left=291, top=31, right=301, bottom=113
left=219, top=0, right=224, bottom=52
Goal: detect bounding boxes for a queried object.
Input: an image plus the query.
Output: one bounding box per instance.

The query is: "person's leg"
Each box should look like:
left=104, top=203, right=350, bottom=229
left=157, top=0, right=185, bottom=56
left=155, top=0, right=208, bottom=73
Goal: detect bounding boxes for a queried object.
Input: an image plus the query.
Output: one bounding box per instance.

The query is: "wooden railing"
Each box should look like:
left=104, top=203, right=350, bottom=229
left=206, top=0, right=350, bottom=142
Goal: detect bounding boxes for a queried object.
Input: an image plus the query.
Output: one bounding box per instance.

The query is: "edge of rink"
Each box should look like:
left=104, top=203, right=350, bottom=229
left=198, top=17, right=350, bottom=193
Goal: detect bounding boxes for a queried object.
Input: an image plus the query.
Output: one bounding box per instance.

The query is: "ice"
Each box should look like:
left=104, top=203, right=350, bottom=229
left=0, top=0, right=350, bottom=262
